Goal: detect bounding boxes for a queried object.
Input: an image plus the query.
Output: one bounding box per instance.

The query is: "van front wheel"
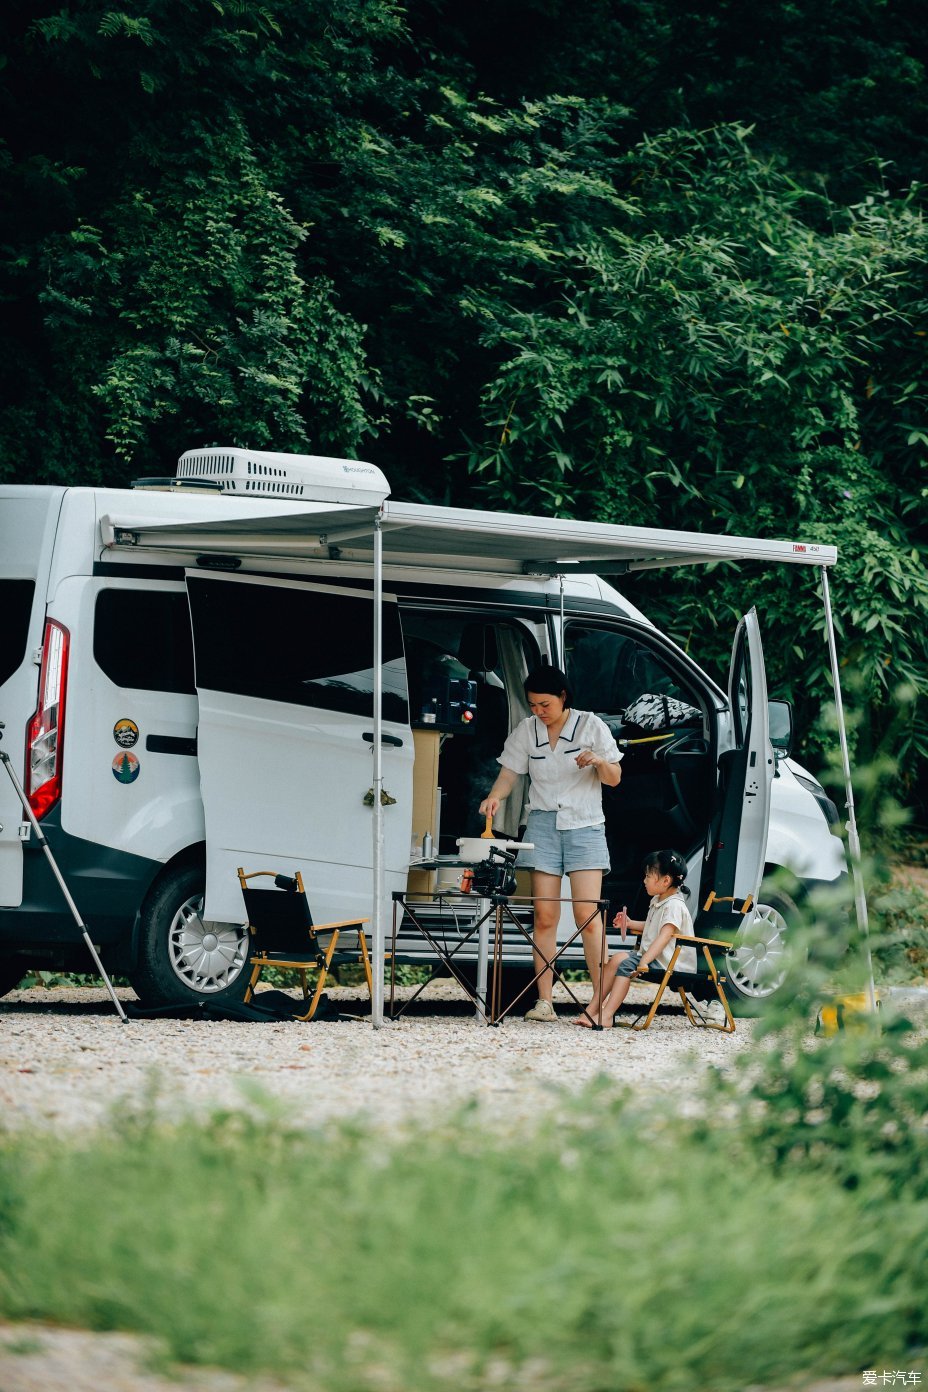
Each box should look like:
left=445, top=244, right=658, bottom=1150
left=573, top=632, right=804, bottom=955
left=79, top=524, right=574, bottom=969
left=130, top=863, right=251, bottom=1008
left=725, top=884, right=799, bottom=1013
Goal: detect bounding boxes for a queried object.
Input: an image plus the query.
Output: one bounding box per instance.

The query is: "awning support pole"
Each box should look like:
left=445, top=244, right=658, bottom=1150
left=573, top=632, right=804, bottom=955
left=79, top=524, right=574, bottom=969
left=372, top=513, right=385, bottom=1028
left=820, top=566, right=876, bottom=1011
left=558, top=574, right=565, bottom=662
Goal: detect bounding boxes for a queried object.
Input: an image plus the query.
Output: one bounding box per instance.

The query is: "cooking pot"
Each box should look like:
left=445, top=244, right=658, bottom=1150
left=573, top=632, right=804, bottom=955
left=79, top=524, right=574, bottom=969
left=455, top=837, right=533, bottom=862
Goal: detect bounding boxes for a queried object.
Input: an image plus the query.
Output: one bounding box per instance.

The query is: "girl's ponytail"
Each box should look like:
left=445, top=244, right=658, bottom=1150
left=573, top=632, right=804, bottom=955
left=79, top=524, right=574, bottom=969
left=644, top=848, right=690, bottom=897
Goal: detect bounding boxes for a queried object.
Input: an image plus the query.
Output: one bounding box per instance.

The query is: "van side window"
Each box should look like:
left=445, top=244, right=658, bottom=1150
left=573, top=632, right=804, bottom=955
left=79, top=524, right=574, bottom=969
left=94, top=589, right=196, bottom=694
left=187, top=578, right=408, bottom=722
left=0, top=580, right=35, bottom=687
left=565, top=625, right=702, bottom=733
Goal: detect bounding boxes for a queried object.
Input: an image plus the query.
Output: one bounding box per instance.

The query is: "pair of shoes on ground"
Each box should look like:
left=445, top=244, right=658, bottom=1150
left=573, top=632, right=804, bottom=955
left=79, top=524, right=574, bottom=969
left=702, top=999, right=727, bottom=1023
left=524, top=998, right=557, bottom=1022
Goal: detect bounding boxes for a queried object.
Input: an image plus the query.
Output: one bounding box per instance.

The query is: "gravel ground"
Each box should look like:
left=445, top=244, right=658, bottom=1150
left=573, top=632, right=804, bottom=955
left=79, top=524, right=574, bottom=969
left=0, top=1321, right=872, bottom=1392
left=0, top=978, right=754, bottom=1135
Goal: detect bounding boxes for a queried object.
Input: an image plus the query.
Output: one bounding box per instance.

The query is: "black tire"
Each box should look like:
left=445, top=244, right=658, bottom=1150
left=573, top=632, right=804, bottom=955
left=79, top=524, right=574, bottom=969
left=129, top=862, right=251, bottom=1008
left=724, top=883, right=800, bottom=1015
left=0, top=963, right=25, bottom=999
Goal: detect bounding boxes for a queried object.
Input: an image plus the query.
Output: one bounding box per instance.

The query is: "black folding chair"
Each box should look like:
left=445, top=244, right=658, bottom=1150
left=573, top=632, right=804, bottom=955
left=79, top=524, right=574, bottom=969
left=237, top=868, right=372, bottom=1021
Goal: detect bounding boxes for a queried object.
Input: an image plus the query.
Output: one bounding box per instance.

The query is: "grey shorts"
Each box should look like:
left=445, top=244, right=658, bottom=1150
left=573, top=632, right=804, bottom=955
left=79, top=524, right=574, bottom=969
left=518, top=811, right=610, bottom=876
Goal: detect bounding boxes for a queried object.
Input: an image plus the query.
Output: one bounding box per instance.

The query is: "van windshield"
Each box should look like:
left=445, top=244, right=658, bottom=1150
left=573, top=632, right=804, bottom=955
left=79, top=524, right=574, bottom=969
left=0, top=580, right=35, bottom=686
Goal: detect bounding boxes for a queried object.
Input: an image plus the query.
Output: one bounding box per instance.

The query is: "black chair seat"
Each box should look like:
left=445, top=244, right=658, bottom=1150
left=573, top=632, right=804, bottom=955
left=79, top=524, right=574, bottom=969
left=237, top=867, right=372, bottom=1020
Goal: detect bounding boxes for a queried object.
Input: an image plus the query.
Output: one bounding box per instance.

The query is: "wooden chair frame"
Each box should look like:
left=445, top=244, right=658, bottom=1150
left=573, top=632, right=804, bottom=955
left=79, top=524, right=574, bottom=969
left=237, top=867, right=372, bottom=1021
left=621, top=926, right=737, bottom=1033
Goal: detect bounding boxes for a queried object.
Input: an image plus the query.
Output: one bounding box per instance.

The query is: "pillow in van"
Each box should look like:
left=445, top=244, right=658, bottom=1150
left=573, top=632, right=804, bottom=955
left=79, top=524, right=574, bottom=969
left=621, top=693, right=701, bottom=733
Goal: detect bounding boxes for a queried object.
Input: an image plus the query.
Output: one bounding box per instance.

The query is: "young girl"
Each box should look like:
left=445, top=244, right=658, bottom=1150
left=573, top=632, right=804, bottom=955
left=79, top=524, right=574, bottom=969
left=576, top=848, right=696, bottom=1028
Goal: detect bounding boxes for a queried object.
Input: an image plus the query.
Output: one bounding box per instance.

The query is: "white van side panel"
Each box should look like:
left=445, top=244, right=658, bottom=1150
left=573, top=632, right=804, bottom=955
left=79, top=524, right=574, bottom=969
left=55, top=576, right=203, bottom=863
left=0, top=489, right=65, bottom=907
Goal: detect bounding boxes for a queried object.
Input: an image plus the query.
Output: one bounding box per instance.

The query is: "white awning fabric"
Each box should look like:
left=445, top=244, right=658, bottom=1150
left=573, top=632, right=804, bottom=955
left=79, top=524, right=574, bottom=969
left=101, top=498, right=837, bottom=574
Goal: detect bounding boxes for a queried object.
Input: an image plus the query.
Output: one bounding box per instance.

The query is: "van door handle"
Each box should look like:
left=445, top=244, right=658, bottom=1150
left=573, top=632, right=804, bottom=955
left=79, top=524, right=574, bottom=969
left=363, top=732, right=404, bottom=748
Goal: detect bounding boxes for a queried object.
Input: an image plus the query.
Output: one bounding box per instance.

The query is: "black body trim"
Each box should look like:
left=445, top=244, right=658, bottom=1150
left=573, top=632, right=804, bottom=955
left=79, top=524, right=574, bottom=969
left=93, top=562, right=186, bottom=581
left=146, top=734, right=198, bottom=756
left=0, top=804, right=163, bottom=961
left=94, top=560, right=633, bottom=621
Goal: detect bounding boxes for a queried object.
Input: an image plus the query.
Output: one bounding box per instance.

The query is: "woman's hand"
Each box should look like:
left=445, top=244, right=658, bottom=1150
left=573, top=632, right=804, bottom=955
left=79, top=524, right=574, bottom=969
left=577, top=749, right=622, bottom=787
left=575, top=749, right=600, bottom=770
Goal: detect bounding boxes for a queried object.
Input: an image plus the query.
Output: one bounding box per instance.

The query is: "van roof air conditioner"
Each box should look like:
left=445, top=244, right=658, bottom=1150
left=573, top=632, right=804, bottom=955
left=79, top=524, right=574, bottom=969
left=168, top=447, right=390, bottom=507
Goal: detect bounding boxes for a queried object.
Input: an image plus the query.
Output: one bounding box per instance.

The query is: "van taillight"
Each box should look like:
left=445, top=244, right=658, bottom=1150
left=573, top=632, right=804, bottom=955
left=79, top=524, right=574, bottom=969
left=26, top=619, right=70, bottom=820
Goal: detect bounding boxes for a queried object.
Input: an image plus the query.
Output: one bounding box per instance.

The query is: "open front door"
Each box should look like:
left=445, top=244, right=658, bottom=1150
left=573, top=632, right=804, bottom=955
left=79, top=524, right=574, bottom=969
left=186, top=572, right=413, bottom=926
left=701, top=608, right=774, bottom=927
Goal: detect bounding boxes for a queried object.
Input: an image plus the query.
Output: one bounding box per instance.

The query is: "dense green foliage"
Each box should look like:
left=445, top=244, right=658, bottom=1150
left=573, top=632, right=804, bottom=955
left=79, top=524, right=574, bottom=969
left=1, top=1, right=926, bottom=799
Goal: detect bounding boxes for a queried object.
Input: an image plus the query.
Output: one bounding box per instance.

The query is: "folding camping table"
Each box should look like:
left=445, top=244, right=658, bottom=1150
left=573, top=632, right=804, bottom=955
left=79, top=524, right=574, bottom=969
left=389, top=855, right=608, bottom=1025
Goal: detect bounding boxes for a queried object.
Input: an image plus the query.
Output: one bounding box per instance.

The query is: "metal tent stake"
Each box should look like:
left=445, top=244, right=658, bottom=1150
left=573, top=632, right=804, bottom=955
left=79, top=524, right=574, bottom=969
left=0, top=723, right=128, bottom=1022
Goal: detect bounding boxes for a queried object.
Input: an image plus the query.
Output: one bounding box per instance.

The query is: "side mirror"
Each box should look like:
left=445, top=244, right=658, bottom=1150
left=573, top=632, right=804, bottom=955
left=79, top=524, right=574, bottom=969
left=768, top=699, right=793, bottom=756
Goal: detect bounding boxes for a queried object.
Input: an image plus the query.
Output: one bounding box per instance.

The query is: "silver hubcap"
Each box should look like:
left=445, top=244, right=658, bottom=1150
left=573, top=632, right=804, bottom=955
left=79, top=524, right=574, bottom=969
left=167, top=893, right=249, bottom=994
left=728, top=901, right=789, bottom=999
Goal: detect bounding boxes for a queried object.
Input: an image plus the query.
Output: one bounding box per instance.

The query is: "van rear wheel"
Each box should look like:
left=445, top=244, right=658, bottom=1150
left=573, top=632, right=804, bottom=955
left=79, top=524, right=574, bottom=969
left=130, top=863, right=251, bottom=1008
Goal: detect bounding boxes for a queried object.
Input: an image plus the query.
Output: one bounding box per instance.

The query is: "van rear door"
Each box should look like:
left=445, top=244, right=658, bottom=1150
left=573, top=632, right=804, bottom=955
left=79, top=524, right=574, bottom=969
left=185, top=572, right=414, bottom=927
left=0, top=490, right=64, bottom=908
left=701, top=608, right=774, bottom=925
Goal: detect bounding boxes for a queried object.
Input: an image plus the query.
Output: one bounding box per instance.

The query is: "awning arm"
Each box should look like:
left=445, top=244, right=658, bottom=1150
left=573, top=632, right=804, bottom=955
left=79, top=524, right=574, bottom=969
left=820, top=566, right=876, bottom=1011
left=524, top=559, right=631, bottom=577
left=559, top=574, right=565, bottom=662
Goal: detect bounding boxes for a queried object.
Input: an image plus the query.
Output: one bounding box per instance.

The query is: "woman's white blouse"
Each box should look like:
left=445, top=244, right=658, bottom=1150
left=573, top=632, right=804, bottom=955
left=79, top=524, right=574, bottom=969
left=498, top=710, right=622, bottom=830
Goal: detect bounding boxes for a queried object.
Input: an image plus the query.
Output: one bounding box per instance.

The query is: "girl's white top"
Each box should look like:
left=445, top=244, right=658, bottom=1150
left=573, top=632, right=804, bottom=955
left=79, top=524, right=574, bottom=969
left=640, top=890, right=697, bottom=973
left=498, top=710, right=621, bottom=830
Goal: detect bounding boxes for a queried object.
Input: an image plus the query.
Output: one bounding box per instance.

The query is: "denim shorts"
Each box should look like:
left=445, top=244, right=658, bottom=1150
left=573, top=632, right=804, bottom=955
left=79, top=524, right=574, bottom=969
left=518, top=811, right=611, bottom=876
left=615, top=950, right=643, bottom=978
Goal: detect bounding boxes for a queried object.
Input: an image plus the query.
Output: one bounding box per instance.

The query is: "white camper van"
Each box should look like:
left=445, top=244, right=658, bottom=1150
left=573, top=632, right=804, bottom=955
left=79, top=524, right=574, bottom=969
left=0, top=449, right=848, bottom=1011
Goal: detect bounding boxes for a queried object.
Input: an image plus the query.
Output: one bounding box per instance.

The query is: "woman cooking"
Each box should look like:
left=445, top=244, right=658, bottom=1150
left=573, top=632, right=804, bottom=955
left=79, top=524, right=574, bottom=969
left=479, top=664, right=622, bottom=1024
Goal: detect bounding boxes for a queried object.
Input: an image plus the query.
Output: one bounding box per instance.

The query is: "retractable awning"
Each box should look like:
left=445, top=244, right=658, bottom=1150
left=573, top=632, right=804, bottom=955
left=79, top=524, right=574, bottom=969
left=101, top=497, right=837, bottom=573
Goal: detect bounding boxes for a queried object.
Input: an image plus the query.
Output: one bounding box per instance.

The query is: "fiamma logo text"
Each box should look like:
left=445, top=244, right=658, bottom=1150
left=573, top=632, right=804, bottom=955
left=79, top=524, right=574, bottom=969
left=792, top=543, right=823, bottom=554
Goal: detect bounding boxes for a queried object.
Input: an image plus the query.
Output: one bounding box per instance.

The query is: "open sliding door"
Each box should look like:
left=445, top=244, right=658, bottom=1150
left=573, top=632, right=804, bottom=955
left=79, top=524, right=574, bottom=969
left=186, top=573, right=413, bottom=927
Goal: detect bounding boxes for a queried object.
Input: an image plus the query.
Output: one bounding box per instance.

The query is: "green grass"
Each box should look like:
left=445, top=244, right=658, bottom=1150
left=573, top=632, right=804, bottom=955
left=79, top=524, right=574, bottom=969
left=871, top=878, right=928, bottom=985
left=1, top=1054, right=926, bottom=1392
left=4, top=866, right=927, bottom=1390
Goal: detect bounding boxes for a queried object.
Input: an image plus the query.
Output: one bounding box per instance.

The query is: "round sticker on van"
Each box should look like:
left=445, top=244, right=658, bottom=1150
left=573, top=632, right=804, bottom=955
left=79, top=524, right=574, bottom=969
left=112, top=752, right=140, bottom=784
left=113, top=718, right=139, bottom=749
